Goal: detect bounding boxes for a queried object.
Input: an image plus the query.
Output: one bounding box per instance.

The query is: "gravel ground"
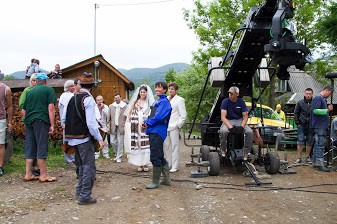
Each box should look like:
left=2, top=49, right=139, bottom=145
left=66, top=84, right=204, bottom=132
left=0, top=140, right=337, bottom=224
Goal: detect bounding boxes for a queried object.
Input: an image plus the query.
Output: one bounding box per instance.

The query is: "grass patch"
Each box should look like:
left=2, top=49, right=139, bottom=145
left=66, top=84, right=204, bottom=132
left=50, top=186, right=66, bottom=192
left=4, top=139, right=65, bottom=175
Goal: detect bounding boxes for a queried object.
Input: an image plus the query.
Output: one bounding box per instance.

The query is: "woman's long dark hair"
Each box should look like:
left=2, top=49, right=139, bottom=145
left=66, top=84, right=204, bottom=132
left=133, top=85, right=148, bottom=107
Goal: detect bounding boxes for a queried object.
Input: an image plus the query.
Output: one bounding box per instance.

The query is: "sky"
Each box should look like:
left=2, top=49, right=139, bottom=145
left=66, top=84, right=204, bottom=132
left=0, top=0, right=200, bottom=75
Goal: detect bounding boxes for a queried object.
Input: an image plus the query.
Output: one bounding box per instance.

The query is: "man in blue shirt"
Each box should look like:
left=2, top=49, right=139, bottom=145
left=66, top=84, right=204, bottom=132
left=142, top=82, right=172, bottom=189
left=310, top=86, right=333, bottom=172
left=219, top=86, right=253, bottom=160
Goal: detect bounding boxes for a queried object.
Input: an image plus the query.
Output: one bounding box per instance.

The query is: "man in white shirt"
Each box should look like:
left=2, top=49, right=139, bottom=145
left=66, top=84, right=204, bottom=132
left=164, top=82, right=187, bottom=172
left=107, top=93, right=127, bottom=162
left=59, top=80, right=75, bottom=165
left=95, top=95, right=110, bottom=159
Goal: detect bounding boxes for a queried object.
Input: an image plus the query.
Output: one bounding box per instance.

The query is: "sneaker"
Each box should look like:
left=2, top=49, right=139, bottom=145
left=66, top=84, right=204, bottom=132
left=116, top=159, right=122, bottom=163
left=0, top=167, right=3, bottom=176
left=221, top=150, right=226, bottom=157
left=169, top=168, right=178, bottom=173
left=77, top=197, right=97, bottom=205
left=137, top=167, right=143, bottom=172
left=295, top=158, right=302, bottom=164
left=103, top=156, right=110, bottom=159
left=305, top=157, right=312, bottom=164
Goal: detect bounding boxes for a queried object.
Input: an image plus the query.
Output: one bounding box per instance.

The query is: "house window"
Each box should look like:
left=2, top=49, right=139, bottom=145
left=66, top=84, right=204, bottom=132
left=276, top=80, right=287, bottom=92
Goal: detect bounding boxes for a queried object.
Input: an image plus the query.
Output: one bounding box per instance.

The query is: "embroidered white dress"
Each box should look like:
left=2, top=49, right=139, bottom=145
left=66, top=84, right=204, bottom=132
left=127, top=100, right=152, bottom=166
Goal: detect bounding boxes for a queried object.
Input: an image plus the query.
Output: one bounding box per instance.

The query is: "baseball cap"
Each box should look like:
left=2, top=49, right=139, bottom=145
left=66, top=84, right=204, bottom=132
left=36, top=73, right=48, bottom=81
left=228, top=86, right=239, bottom=94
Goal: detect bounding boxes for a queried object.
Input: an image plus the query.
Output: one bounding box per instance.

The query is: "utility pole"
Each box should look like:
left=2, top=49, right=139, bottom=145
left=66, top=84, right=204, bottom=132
left=94, top=3, right=99, bottom=56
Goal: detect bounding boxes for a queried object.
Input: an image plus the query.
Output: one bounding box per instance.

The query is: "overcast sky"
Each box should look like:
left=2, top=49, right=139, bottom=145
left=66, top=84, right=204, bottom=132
left=0, top=0, right=199, bottom=75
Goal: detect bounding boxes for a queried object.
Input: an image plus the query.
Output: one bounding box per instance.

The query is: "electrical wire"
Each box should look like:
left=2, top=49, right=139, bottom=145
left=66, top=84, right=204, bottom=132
left=96, top=168, right=337, bottom=195
left=99, top=0, right=175, bottom=7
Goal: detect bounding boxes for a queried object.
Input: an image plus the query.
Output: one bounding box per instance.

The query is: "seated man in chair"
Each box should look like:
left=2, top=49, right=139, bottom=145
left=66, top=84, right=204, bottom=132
left=219, top=86, right=253, bottom=160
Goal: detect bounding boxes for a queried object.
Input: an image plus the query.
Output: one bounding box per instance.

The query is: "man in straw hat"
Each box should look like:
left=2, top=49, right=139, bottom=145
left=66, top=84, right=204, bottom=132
left=64, top=72, right=104, bottom=205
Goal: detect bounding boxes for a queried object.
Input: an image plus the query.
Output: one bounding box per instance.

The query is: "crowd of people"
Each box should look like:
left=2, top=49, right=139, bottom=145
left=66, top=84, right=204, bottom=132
left=1, top=62, right=336, bottom=206
left=0, top=68, right=187, bottom=205
left=25, top=58, right=63, bottom=80
left=219, top=85, right=334, bottom=172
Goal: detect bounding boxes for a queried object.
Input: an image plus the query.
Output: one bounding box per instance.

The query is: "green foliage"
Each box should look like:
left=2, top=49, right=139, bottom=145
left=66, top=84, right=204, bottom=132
left=181, top=0, right=337, bottom=113
left=3, top=75, right=16, bottom=80
left=183, top=0, right=264, bottom=64
left=164, top=68, right=176, bottom=83
left=315, top=1, right=337, bottom=48
left=4, top=139, right=64, bottom=175
left=175, top=64, right=217, bottom=122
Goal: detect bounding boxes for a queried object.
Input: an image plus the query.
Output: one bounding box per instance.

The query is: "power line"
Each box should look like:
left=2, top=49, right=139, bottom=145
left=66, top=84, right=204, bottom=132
left=99, top=0, right=175, bottom=7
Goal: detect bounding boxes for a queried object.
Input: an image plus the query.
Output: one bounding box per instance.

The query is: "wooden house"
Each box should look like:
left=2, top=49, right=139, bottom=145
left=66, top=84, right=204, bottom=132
left=62, top=54, right=134, bottom=104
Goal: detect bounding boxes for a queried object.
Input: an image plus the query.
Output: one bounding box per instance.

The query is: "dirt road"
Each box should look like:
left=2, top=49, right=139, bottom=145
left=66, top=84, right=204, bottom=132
left=1, top=140, right=337, bottom=224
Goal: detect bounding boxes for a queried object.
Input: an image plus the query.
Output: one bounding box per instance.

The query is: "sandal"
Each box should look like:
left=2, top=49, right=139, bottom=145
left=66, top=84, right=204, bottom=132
left=32, top=169, right=40, bottom=176
left=24, top=175, right=39, bottom=182
left=39, top=176, right=57, bottom=182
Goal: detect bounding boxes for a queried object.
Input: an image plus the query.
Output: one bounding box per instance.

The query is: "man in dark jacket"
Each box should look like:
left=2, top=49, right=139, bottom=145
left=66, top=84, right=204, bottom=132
left=310, top=86, right=333, bottom=172
left=294, top=88, right=314, bottom=164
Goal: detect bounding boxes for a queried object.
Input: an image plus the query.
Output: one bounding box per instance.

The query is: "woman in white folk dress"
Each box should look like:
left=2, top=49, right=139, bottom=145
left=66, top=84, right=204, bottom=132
left=125, top=85, right=155, bottom=172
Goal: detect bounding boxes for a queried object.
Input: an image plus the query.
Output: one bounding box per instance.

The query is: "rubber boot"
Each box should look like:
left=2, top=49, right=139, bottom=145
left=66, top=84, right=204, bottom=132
left=316, top=159, right=330, bottom=172
left=146, top=166, right=161, bottom=189
left=160, top=163, right=171, bottom=186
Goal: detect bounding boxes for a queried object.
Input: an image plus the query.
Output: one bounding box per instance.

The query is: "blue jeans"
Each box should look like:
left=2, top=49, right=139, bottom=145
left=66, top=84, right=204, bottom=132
left=297, top=125, right=314, bottom=146
left=312, top=128, right=326, bottom=165
left=149, top=133, right=167, bottom=167
left=75, top=140, right=96, bottom=201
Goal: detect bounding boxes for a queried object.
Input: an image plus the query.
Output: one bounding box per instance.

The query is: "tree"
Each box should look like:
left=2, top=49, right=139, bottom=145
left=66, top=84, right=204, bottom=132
left=181, top=0, right=336, bottom=113
left=317, top=1, right=337, bottom=49
left=164, top=68, right=176, bottom=83
left=3, top=75, right=15, bottom=80
left=175, top=64, right=218, bottom=122
left=184, top=0, right=326, bottom=64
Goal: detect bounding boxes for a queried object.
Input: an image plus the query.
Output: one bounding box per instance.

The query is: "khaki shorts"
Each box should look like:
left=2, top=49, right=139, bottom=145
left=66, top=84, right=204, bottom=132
left=0, top=119, right=6, bottom=144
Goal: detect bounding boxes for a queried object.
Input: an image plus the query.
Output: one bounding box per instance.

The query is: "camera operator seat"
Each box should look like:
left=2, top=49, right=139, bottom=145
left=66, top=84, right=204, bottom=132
left=227, top=127, right=245, bottom=163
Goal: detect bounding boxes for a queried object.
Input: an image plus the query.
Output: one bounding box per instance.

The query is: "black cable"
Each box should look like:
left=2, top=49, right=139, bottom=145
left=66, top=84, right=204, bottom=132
left=95, top=169, right=337, bottom=195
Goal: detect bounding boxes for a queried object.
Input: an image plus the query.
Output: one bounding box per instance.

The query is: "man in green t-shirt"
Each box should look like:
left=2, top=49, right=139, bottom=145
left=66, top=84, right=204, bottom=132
left=22, top=73, right=57, bottom=182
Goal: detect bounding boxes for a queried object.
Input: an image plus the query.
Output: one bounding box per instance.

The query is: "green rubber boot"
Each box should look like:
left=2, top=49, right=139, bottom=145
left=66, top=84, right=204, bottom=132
left=146, top=166, right=161, bottom=189
left=160, top=163, right=171, bottom=186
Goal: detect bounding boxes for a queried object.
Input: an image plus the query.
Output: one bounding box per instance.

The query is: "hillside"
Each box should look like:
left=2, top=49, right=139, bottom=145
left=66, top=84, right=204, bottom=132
left=7, top=63, right=189, bottom=85
left=119, top=63, right=189, bottom=86
left=9, top=69, right=49, bottom=79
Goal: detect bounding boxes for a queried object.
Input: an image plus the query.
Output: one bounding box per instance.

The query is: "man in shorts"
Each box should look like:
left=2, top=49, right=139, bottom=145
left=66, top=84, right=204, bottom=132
left=0, top=72, right=13, bottom=176
left=294, top=88, right=314, bottom=164
left=22, top=73, right=57, bottom=181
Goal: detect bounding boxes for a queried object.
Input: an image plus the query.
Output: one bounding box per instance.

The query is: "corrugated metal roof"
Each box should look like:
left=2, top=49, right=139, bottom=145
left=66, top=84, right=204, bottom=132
left=286, top=67, right=337, bottom=104
left=2, top=78, right=74, bottom=89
